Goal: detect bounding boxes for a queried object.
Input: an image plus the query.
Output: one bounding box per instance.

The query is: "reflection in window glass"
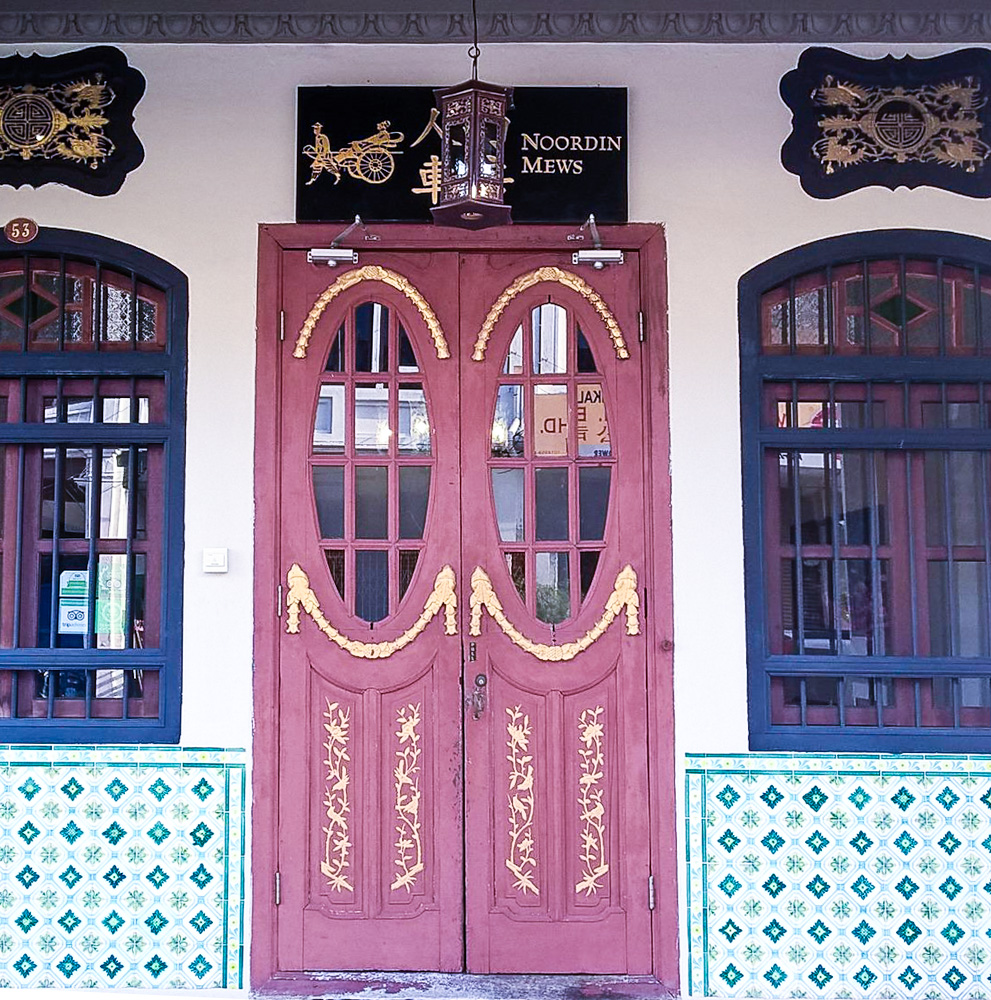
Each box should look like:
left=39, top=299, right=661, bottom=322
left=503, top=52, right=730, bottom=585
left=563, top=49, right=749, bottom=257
left=535, top=467, right=568, bottom=540
left=492, top=385, right=524, bottom=457
left=326, top=324, right=344, bottom=372
left=504, top=325, right=524, bottom=374
left=399, top=550, right=419, bottom=599
left=325, top=549, right=345, bottom=598
left=532, top=303, right=568, bottom=374
left=577, top=326, right=596, bottom=373
left=398, top=324, right=418, bottom=373
left=314, top=384, right=346, bottom=454
left=536, top=552, right=570, bottom=624
left=533, top=385, right=568, bottom=457
left=355, top=383, right=390, bottom=452
left=579, top=467, right=611, bottom=540
left=506, top=552, right=526, bottom=601
left=577, top=383, right=610, bottom=457
left=580, top=551, right=600, bottom=600
left=355, top=302, right=389, bottom=372
left=492, top=468, right=524, bottom=542
left=398, top=384, right=430, bottom=454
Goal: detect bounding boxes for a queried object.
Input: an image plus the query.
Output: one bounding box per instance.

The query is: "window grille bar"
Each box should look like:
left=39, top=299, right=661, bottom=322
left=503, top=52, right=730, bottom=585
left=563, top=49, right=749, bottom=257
left=9, top=666, right=17, bottom=719
left=876, top=678, right=884, bottom=728
left=58, top=255, right=67, bottom=352
left=867, top=444, right=883, bottom=655
left=976, top=267, right=984, bottom=356
left=85, top=668, right=93, bottom=720
left=861, top=259, right=871, bottom=354
left=12, top=385, right=26, bottom=649
left=983, top=443, right=991, bottom=659
left=899, top=256, right=908, bottom=356
left=838, top=675, right=846, bottom=726
left=84, top=445, right=99, bottom=652
left=791, top=450, right=806, bottom=654
left=940, top=384, right=959, bottom=656
left=906, top=442, right=919, bottom=658
left=46, top=669, right=55, bottom=719
left=829, top=385, right=842, bottom=657
left=937, top=258, right=947, bottom=357
left=799, top=676, right=807, bottom=727
left=48, top=444, right=64, bottom=650
left=124, top=444, right=137, bottom=652
left=914, top=678, right=921, bottom=727
left=953, top=677, right=961, bottom=729
left=826, top=265, right=835, bottom=354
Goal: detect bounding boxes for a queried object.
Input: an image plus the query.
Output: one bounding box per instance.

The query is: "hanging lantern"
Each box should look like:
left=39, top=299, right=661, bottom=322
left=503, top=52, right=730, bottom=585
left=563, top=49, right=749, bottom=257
left=431, top=78, right=513, bottom=229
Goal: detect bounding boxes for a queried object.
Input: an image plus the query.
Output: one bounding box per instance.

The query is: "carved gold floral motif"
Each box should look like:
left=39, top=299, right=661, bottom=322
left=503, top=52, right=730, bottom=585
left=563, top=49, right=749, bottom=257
left=469, top=564, right=640, bottom=662
left=391, top=702, right=424, bottom=892
left=506, top=705, right=538, bottom=896
left=293, top=265, right=450, bottom=360
left=285, top=563, right=457, bottom=659
left=576, top=706, right=609, bottom=897
left=321, top=700, right=353, bottom=891
left=471, top=266, right=630, bottom=362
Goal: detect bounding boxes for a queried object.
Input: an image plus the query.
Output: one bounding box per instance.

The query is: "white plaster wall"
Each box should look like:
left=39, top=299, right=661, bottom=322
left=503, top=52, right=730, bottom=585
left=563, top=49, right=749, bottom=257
left=3, top=39, right=989, bottom=987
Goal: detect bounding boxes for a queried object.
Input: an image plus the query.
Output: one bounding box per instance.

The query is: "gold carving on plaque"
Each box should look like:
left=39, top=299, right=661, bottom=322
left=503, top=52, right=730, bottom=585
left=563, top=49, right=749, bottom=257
left=391, top=702, right=424, bottom=892
left=506, top=705, right=538, bottom=896
left=576, top=706, right=609, bottom=897
left=302, top=120, right=404, bottom=186
left=472, top=267, right=629, bottom=362
left=469, top=564, right=640, bottom=662
left=321, top=700, right=353, bottom=891
left=0, top=80, right=113, bottom=167
left=286, top=562, right=457, bottom=659
left=293, top=265, right=450, bottom=361
left=815, top=78, right=990, bottom=173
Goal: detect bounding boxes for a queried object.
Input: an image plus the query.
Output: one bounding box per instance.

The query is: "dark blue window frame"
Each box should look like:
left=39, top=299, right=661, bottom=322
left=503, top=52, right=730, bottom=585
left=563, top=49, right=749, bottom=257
left=741, top=229, right=991, bottom=752
left=0, top=228, right=186, bottom=743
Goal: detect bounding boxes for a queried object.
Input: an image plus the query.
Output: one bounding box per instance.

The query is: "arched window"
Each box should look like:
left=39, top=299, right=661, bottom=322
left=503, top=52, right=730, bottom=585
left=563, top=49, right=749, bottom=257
left=0, top=228, right=186, bottom=742
left=741, top=230, right=991, bottom=751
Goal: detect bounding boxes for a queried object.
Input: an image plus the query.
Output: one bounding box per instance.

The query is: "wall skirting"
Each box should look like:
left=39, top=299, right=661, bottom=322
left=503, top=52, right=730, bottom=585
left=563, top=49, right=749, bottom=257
left=688, top=753, right=991, bottom=998
left=0, top=746, right=245, bottom=989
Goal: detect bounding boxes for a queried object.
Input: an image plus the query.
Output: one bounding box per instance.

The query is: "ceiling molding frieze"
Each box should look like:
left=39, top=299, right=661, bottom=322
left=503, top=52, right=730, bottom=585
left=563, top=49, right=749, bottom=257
left=2, top=11, right=991, bottom=44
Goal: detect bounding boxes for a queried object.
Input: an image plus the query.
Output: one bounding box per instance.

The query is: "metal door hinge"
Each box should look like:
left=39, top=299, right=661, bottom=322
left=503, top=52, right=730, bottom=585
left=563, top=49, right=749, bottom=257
left=638, top=311, right=645, bottom=342
left=277, top=584, right=283, bottom=619
left=648, top=873, right=655, bottom=911
left=274, top=871, right=281, bottom=906
left=279, top=310, right=285, bottom=342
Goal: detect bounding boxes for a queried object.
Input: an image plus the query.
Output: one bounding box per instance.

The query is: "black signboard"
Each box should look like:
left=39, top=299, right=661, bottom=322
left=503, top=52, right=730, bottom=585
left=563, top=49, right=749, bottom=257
left=296, top=86, right=627, bottom=223
left=781, top=47, right=991, bottom=199
left=0, top=47, right=145, bottom=196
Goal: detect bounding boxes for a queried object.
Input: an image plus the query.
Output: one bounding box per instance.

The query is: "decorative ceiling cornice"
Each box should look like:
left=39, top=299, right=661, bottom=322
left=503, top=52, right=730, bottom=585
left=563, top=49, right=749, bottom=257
left=2, top=10, right=991, bottom=44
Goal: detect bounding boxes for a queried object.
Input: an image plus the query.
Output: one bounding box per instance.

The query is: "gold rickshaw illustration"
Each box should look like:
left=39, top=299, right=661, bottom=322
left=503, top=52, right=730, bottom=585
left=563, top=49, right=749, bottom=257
left=303, top=120, right=405, bottom=186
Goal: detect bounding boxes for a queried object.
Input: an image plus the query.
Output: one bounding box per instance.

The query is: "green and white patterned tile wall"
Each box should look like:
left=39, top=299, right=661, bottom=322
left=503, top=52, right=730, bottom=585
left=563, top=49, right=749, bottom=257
left=687, top=754, right=991, bottom=999
left=0, top=746, right=245, bottom=989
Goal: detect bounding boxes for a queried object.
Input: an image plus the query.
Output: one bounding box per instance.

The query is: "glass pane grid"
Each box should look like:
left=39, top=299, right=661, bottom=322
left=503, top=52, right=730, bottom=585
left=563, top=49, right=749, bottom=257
left=311, top=301, right=432, bottom=625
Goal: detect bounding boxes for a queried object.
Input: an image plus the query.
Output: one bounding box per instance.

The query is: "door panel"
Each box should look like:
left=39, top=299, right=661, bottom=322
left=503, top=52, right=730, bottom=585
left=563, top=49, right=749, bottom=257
left=459, top=252, right=651, bottom=973
left=271, top=242, right=652, bottom=976
left=277, top=251, right=465, bottom=972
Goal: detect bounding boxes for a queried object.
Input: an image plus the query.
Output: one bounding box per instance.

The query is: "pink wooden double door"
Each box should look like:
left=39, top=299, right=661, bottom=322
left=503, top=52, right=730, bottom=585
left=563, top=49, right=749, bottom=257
left=268, top=239, right=656, bottom=974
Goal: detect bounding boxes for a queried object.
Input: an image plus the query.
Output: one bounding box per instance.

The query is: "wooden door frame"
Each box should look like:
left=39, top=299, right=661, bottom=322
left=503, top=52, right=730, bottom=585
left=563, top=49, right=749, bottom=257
left=252, top=223, right=677, bottom=993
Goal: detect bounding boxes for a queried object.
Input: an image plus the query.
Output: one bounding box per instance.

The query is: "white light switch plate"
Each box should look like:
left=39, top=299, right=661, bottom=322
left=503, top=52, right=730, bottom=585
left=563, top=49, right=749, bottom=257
left=202, top=548, right=229, bottom=573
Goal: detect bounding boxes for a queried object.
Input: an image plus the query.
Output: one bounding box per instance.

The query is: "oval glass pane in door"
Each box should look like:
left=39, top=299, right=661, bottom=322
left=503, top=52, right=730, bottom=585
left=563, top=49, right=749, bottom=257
left=310, top=301, right=434, bottom=623
left=489, top=303, right=614, bottom=624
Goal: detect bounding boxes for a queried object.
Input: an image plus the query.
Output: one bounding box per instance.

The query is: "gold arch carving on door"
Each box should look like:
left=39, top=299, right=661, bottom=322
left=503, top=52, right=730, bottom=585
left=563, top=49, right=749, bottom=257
left=293, top=265, right=451, bottom=360
left=506, top=705, right=539, bottom=896
left=321, top=699, right=353, bottom=891
left=285, top=563, right=458, bottom=658
left=468, top=564, right=640, bottom=662
left=391, top=702, right=424, bottom=892
left=576, top=705, right=609, bottom=897
left=470, top=266, right=631, bottom=362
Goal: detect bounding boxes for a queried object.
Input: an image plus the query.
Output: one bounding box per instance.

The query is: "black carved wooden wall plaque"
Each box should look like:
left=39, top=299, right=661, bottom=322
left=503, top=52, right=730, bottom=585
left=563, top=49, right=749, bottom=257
left=0, top=47, right=145, bottom=196
left=781, top=47, right=991, bottom=199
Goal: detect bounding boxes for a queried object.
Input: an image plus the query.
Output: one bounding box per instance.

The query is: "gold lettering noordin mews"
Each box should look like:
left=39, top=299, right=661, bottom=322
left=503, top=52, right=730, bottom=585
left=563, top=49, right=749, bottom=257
left=521, top=134, right=623, bottom=152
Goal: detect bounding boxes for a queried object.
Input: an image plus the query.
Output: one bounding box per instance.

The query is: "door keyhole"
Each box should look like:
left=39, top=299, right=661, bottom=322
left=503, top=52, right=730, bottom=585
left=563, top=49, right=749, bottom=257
left=470, top=672, right=487, bottom=720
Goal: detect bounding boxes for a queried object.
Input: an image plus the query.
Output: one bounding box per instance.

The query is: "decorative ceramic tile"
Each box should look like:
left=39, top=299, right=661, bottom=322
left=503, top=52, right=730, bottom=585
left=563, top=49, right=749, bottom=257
left=0, top=746, right=245, bottom=989
left=687, top=754, right=991, bottom=998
